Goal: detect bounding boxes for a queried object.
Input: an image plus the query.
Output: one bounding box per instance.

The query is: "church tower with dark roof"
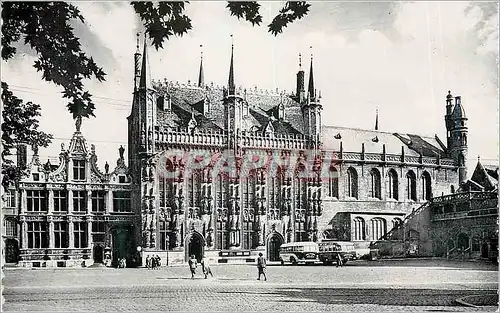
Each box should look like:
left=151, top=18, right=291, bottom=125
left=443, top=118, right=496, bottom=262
left=223, top=39, right=245, bottom=150
left=445, top=91, right=468, bottom=184
left=301, top=50, right=322, bottom=148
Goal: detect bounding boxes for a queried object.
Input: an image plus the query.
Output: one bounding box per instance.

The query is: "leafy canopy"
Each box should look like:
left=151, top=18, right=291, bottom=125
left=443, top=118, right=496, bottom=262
left=1, top=82, right=53, bottom=189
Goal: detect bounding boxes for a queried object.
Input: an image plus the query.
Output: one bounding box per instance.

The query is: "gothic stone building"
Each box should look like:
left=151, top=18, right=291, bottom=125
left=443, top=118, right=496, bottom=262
left=375, top=158, right=497, bottom=261
left=2, top=125, right=133, bottom=268
left=128, top=38, right=468, bottom=265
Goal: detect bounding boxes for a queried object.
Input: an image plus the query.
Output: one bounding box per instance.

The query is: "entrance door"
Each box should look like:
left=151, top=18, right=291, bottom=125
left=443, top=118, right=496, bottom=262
left=93, top=245, right=104, bottom=263
left=187, top=232, right=204, bottom=262
left=481, top=241, right=489, bottom=258
left=267, top=234, right=283, bottom=261
left=112, top=225, right=132, bottom=267
left=4, top=239, right=19, bottom=263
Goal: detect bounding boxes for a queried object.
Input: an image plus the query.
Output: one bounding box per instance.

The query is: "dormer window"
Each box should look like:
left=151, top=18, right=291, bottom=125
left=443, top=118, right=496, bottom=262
left=119, top=175, right=126, bottom=184
left=73, top=160, right=86, bottom=181
left=32, top=173, right=40, bottom=181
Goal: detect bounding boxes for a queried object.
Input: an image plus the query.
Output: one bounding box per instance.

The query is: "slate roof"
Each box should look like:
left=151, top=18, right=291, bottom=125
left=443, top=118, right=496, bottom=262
left=154, top=85, right=304, bottom=134
left=154, top=85, right=448, bottom=158
left=322, top=126, right=446, bottom=157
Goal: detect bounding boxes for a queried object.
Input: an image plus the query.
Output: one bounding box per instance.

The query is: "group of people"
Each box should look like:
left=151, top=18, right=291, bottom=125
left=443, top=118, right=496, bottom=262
left=145, top=254, right=162, bottom=269
left=188, top=254, right=213, bottom=279
left=118, top=257, right=127, bottom=268
left=188, top=252, right=267, bottom=281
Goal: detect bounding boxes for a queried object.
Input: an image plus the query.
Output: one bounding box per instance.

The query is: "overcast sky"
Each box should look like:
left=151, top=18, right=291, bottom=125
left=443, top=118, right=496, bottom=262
left=2, top=1, right=498, bottom=175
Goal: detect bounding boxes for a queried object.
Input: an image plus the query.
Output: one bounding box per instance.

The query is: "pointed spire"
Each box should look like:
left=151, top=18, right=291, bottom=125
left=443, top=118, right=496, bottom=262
left=308, top=46, right=315, bottom=100
left=139, top=33, right=148, bottom=90
left=375, top=108, right=379, bottom=130
left=228, top=35, right=235, bottom=95
left=198, top=44, right=204, bottom=88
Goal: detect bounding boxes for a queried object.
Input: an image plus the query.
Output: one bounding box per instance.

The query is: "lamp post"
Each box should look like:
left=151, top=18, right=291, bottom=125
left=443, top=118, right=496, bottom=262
left=166, top=234, right=169, bottom=266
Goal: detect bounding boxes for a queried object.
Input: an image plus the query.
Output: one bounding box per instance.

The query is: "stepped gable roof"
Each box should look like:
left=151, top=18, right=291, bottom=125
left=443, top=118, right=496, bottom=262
left=322, top=126, right=446, bottom=157
left=155, top=84, right=304, bottom=133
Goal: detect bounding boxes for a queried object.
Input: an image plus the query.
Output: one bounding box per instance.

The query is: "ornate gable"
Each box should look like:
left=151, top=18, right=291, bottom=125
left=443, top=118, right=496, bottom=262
left=21, top=145, right=45, bottom=181
left=109, top=146, right=132, bottom=184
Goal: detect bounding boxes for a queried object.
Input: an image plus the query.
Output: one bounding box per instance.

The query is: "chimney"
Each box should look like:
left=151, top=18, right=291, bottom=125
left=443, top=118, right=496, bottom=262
left=296, top=53, right=305, bottom=103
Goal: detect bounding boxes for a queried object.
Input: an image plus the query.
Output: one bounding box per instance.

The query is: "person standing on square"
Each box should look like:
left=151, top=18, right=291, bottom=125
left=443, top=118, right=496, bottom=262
left=257, top=252, right=267, bottom=281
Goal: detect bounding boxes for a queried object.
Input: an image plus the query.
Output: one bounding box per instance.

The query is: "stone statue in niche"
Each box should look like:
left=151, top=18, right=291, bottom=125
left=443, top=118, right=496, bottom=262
left=206, top=232, right=212, bottom=247
left=105, top=162, right=109, bottom=174
left=150, top=231, right=156, bottom=248
left=119, top=145, right=125, bottom=159
left=148, top=166, right=154, bottom=181
left=75, top=116, right=82, bottom=132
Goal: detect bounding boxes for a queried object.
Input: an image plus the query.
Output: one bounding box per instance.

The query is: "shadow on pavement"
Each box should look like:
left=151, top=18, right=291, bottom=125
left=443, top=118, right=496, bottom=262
left=268, top=259, right=498, bottom=271
left=264, top=287, right=499, bottom=307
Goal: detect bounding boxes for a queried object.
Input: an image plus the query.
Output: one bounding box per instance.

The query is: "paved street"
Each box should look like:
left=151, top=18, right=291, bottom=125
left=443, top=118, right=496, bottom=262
left=2, top=259, right=498, bottom=312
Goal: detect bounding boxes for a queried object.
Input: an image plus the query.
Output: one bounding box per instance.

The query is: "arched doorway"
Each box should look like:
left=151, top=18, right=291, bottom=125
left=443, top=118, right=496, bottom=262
left=186, top=232, right=204, bottom=262
left=93, top=244, right=104, bottom=263
left=4, top=239, right=19, bottom=263
left=111, top=224, right=133, bottom=267
left=267, top=232, right=284, bottom=261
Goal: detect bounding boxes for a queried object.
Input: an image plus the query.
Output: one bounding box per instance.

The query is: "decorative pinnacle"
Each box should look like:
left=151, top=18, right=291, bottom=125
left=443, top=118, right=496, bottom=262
left=230, top=34, right=234, bottom=49
left=299, top=53, right=302, bottom=69
left=200, top=44, right=203, bottom=60
left=136, top=32, right=140, bottom=51
left=310, top=45, right=313, bottom=60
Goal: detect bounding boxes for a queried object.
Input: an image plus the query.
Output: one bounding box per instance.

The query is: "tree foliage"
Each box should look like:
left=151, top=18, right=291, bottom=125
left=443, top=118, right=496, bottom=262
left=2, top=2, right=106, bottom=119
left=1, top=82, right=53, bottom=190
left=133, top=1, right=311, bottom=50
left=131, top=1, right=193, bottom=50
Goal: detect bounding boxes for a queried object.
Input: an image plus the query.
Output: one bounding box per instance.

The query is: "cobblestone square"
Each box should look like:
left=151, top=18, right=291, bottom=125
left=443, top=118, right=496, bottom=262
left=2, top=259, right=498, bottom=312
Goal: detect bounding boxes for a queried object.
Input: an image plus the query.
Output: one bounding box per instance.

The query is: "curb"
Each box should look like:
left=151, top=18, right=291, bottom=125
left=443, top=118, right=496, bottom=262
left=455, top=294, right=499, bottom=308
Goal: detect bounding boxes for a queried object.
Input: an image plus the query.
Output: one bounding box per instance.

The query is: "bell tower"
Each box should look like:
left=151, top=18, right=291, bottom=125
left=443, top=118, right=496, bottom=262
left=301, top=47, right=322, bottom=148
left=446, top=91, right=468, bottom=184
left=223, top=37, right=244, bottom=150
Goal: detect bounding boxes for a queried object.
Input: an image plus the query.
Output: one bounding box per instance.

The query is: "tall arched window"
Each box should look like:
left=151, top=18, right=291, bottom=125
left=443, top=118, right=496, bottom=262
left=328, top=167, right=339, bottom=198
left=347, top=167, right=358, bottom=199
left=406, top=171, right=417, bottom=201
left=243, top=171, right=256, bottom=209
left=370, top=218, right=387, bottom=241
left=215, top=174, right=229, bottom=250
left=421, top=171, right=432, bottom=201
left=188, top=170, right=202, bottom=207
left=387, top=169, right=399, bottom=200
left=353, top=217, right=365, bottom=241
left=242, top=209, right=255, bottom=249
left=370, top=168, right=381, bottom=199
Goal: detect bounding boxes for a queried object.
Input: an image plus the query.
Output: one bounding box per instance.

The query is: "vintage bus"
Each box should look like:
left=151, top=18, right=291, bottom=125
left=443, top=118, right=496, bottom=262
left=279, top=242, right=319, bottom=265
left=318, top=241, right=357, bottom=265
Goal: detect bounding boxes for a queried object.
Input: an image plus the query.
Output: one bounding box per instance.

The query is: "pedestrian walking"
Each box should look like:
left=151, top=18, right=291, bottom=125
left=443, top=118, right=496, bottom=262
left=336, top=253, right=343, bottom=268
left=188, top=254, right=198, bottom=279
left=257, top=252, right=267, bottom=281
left=155, top=255, right=161, bottom=269
left=146, top=255, right=151, bottom=270
left=201, top=255, right=213, bottom=279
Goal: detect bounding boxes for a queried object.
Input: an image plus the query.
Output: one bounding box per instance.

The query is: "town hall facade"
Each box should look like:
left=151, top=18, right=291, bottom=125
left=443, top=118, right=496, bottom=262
left=127, top=37, right=467, bottom=264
